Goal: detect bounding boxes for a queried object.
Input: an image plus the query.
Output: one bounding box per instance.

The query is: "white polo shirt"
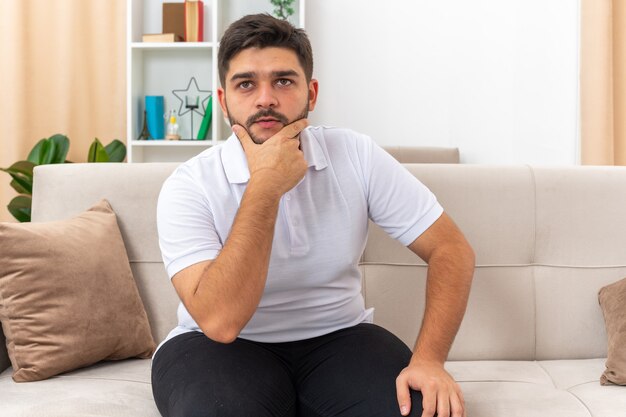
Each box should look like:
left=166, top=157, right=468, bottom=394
left=156, top=126, right=443, bottom=348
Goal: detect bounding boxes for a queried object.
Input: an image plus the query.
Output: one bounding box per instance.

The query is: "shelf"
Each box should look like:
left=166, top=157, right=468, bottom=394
left=131, top=42, right=216, bottom=50
left=131, top=140, right=213, bottom=147
left=127, top=0, right=304, bottom=162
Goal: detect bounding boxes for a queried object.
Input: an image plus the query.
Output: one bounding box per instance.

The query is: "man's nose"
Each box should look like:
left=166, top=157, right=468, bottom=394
left=255, top=83, right=278, bottom=108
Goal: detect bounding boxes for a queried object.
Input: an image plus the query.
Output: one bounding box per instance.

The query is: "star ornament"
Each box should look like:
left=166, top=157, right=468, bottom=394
left=171, top=77, right=212, bottom=117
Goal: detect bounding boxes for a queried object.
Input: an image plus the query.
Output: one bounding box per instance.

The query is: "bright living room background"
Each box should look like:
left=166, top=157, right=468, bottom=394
left=0, top=0, right=624, bottom=222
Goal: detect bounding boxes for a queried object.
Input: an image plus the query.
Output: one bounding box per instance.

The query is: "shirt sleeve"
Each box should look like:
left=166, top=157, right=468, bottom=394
left=360, top=135, right=444, bottom=246
left=157, top=165, right=222, bottom=279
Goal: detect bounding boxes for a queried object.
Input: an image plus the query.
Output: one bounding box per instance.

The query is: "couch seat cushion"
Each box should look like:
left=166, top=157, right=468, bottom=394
left=0, top=359, right=158, bottom=417
left=446, top=358, right=625, bottom=417
left=1, top=358, right=624, bottom=416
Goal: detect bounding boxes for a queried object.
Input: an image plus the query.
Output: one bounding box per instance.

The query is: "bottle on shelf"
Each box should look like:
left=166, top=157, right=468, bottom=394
left=165, top=109, right=181, bottom=140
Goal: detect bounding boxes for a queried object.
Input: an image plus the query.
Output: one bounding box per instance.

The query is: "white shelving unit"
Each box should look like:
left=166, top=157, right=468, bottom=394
left=126, top=0, right=305, bottom=162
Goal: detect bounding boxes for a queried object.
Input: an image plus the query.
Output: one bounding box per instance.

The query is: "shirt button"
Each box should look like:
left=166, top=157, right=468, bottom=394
left=285, top=194, right=291, bottom=201
left=293, top=220, right=299, bottom=226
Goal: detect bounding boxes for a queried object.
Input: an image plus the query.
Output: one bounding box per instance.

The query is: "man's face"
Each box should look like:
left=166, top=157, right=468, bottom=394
left=218, top=47, right=318, bottom=144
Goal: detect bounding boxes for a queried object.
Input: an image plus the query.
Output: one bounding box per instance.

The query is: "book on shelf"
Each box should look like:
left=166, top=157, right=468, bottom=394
left=197, top=96, right=213, bottom=140
left=185, top=0, right=204, bottom=42
left=142, top=33, right=183, bottom=43
left=163, top=2, right=186, bottom=41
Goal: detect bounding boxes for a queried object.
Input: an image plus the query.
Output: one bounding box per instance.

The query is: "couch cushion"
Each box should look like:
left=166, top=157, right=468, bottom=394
left=0, top=200, right=155, bottom=382
left=0, top=359, right=159, bottom=416
left=363, top=165, right=536, bottom=266
left=533, top=167, right=626, bottom=266
left=569, top=382, right=626, bottom=417
left=363, top=264, right=538, bottom=361
left=445, top=359, right=622, bottom=417
left=2, top=359, right=618, bottom=417
left=457, top=381, right=590, bottom=417
left=541, top=359, right=626, bottom=417
left=535, top=267, right=625, bottom=360
left=540, top=358, right=608, bottom=389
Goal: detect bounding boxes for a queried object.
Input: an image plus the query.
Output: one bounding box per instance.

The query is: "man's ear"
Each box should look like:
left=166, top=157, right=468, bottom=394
left=217, top=87, right=228, bottom=118
left=308, top=79, right=319, bottom=112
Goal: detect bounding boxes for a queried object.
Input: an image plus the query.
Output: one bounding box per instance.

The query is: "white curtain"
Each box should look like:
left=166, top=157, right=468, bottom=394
left=581, top=0, right=626, bottom=165
left=0, top=0, right=126, bottom=221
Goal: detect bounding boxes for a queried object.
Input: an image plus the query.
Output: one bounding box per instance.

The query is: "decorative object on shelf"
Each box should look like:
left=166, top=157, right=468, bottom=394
left=270, top=0, right=295, bottom=20
left=145, top=95, right=165, bottom=140
left=163, top=2, right=186, bottom=41
left=184, top=0, right=204, bottom=42
left=197, top=96, right=213, bottom=140
left=165, top=109, right=181, bottom=140
left=0, top=134, right=126, bottom=222
left=186, top=96, right=200, bottom=139
left=137, top=110, right=151, bottom=140
left=171, top=77, right=211, bottom=140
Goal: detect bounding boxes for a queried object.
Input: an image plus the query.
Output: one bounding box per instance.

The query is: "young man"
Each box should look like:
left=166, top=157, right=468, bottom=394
left=153, top=13, right=474, bottom=417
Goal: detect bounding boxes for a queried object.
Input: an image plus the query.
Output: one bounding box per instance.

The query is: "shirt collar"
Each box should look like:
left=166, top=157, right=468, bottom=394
left=221, top=126, right=328, bottom=184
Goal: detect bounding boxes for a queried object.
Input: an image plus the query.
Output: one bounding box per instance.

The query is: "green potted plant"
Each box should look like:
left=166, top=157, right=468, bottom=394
left=1, top=134, right=126, bottom=222
left=270, top=0, right=296, bottom=20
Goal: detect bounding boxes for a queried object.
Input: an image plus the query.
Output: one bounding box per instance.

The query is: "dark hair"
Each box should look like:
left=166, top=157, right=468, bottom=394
left=218, top=14, right=314, bottom=87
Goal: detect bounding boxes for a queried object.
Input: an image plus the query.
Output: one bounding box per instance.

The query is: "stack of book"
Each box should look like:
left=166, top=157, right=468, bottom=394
left=142, top=1, right=204, bottom=43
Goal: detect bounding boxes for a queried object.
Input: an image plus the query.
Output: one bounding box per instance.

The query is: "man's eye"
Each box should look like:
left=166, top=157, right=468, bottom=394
left=239, top=81, right=253, bottom=89
left=276, top=79, right=292, bottom=87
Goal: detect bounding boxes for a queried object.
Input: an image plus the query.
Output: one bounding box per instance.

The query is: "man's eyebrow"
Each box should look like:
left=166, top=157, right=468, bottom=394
left=272, top=70, right=300, bottom=78
left=230, top=72, right=255, bottom=82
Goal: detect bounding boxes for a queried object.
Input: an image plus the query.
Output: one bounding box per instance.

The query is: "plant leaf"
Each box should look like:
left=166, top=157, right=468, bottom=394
left=27, top=139, right=47, bottom=164
left=10, top=179, right=29, bottom=194
left=49, top=134, right=70, bottom=164
left=40, top=140, right=57, bottom=165
left=0, top=161, right=34, bottom=194
left=88, top=138, right=109, bottom=163
left=1, top=160, right=34, bottom=177
left=6, top=173, right=32, bottom=194
left=7, top=195, right=31, bottom=222
left=104, top=139, right=127, bottom=162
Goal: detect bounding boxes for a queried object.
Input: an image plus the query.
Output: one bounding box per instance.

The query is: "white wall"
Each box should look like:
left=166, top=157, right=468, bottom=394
left=306, top=0, right=580, bottom=164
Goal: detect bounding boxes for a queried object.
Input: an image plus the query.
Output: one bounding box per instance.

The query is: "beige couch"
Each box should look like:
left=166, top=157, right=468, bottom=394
left=1, top=161, right=626, bottom=416
left=383, top=146, right=460, bottom=163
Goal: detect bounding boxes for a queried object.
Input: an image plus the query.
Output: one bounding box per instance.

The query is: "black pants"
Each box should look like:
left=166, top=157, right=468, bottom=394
left=151, top=323, right=424, bottom=417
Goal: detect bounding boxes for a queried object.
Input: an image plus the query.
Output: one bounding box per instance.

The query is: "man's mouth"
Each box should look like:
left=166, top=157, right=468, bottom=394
left=254, top=117, right=282, bottom=129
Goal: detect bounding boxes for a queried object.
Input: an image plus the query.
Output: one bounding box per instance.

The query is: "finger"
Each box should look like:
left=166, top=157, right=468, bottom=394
left=281, top=118, right=309, bottom=139
left=450, top=390, right=464, bottom=417
left=436, top=389, right=451, bottom=417
left=421, top=386, right=437, bottom=417
left=232, top=124, right=254, bottom=151
left=456, top=387, right=466, bottom=417
left=395, top=374, right=412, bottom=416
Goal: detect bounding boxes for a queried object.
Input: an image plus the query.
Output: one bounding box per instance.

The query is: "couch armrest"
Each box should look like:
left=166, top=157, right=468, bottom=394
left=0, top=328, right=9, bottom=373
